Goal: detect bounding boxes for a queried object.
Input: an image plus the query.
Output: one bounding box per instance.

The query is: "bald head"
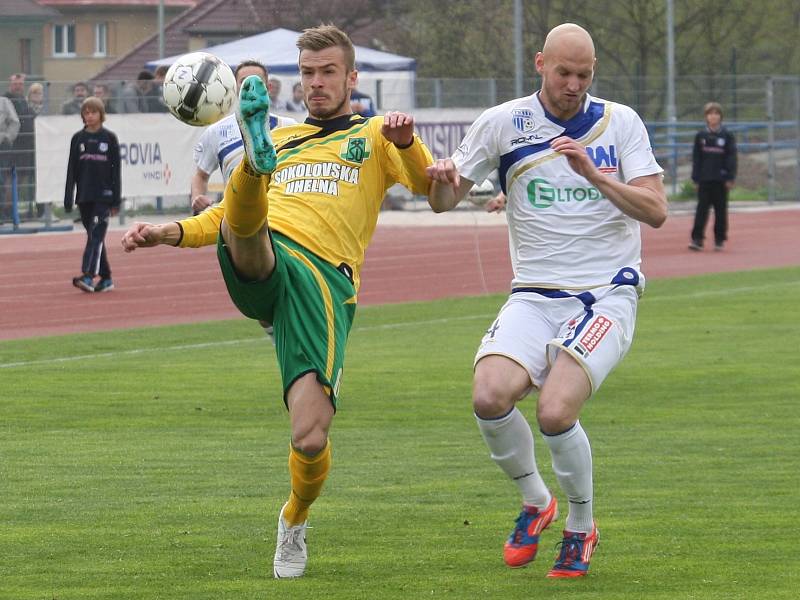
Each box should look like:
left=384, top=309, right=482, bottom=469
left=542, top=23, right=595, bottom=61
left=535, top=23, right=596, bottom=120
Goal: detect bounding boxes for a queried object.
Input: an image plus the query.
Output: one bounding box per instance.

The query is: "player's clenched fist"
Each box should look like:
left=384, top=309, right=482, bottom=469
left=381, top=111, right=415, bottom=148
left=121, top=222, right=166, bottom=252
left=426, top=158, right=461, bottom=190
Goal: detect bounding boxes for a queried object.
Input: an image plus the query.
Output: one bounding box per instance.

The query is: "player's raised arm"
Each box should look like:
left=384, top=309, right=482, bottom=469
left=426, top=158, right=474, bottom=213
left=380, top=111, right=414, bottom=147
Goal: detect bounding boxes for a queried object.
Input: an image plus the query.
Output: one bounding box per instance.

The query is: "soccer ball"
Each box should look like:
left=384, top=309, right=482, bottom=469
left=162, top=52, right=236, bottom=126
left=467, top=179, right=496, bottom=207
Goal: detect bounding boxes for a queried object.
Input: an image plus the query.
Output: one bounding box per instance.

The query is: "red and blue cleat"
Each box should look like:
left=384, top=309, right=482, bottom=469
left=503, top=495, right=559, bottom=568
left=547, top=522, right=599, bottom=578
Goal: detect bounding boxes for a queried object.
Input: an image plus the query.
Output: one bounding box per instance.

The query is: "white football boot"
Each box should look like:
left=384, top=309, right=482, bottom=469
left=273, top=503, right=308, bottom=578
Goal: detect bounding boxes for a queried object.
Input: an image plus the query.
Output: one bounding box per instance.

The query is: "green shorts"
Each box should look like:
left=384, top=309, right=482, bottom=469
left=217, top=230, right=357, bottom=407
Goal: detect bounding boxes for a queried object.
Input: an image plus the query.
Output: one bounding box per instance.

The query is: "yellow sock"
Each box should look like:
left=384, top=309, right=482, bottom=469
left=223, top=158, right=268, bottom=238
left=283, top=441, right=332, bottom=526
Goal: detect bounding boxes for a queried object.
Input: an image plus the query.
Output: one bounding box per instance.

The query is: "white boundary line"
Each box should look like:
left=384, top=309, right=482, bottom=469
left=2, top=279, right=798, bottom=370
left=0, top=314, right=492, bottom=370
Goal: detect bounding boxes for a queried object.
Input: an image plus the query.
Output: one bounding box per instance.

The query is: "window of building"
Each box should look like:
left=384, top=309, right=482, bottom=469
left=19, top=39, right=32, bottom=73
left=94, top=23, right=107, bottom=56
left=53, top=24, right=76, bottom=57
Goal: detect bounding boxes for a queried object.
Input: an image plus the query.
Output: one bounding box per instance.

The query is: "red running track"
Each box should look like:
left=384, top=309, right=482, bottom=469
left=1, top=208, right=798, bottom=340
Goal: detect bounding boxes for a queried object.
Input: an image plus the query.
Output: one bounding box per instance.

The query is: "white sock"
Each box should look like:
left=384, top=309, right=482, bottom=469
left=543, top=421, right=593, bottom=533
left=476, top=407, right=551, bottom=508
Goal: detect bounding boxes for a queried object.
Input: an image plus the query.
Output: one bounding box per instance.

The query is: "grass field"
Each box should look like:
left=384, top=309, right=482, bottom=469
left=2, top=267, right=799, bottom=599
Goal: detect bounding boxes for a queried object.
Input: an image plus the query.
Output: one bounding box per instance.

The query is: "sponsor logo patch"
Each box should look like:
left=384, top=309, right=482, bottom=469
left=586, top=144, right=618, bottom=174
left=510, top=132, right=545, bottom=145
left=527, top=177, right=603, bottom=208
left=578, top=316, right=613, bottom=354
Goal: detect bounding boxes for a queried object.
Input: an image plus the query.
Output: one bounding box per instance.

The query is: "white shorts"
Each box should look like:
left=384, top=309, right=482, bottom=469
left=474, top=283, right=639, bottom=394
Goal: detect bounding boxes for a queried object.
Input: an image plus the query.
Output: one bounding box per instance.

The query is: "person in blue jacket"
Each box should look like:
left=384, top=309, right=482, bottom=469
left=689, top=102, right=737, bottom=251
left=64, top=96, right=121, bottom=292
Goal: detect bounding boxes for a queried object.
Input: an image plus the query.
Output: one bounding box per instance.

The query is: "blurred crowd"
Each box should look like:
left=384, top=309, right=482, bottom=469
left=1, top=68, right=376, bottom=222
left=0, top=69, right=173, bottom=221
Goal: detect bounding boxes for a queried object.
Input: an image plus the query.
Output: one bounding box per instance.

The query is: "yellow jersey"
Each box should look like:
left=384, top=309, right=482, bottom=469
left=177, top=114, right=433, bottom=290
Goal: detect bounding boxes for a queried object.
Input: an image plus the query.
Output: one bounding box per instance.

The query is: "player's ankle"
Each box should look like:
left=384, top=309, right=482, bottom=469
left=241, top=157, right=261, bottom=178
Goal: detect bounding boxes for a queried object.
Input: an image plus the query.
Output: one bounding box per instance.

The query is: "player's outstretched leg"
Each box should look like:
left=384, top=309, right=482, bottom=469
left=273, top=503, right=308, bottom=578
left=546, top=522, right=599, bottom=578
left=236, top=75, right=277, bottom=175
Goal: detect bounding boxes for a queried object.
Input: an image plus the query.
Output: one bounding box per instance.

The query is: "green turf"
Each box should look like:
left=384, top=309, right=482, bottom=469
left=2, top=267, right=799, bottom=599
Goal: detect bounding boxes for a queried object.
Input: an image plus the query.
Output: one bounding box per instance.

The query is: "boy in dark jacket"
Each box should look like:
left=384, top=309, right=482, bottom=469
left=689, top=102, right=737, bottom=251
left=64, top=96, right=121, bottom=292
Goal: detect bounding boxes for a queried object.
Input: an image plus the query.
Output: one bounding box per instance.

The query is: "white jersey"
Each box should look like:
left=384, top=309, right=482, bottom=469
left=453, top=92, right=662, bottom=289
left=193, top=112, right=296, bottom=182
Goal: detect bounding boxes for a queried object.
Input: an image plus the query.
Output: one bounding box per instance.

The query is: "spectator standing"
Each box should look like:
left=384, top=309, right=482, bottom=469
left=61, top=81, right=89, bottom=115
left=26, top=83, right=45, bottom=115
left=689, top=102, right=737, bottom=251
left=284, top=82, right=306, bottom=112
left=147, top=66, right=170, bottom=113
left=64, top=97, right=121, bottom=293
left=93, top=83, right=117, bottom=114
left=349, top=87, right=376, bottom=117
left=4, top=74, right=35, bottom=213
left=119, top=71, right=154, bottom=113
left=0, top=94, right=20, bottom=220
left=267, top=77, right=287, bottom=111
left=25, top=83, right=46, bottom=216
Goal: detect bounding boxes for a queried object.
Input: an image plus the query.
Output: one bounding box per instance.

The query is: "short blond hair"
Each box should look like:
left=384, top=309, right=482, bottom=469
left=26, top=82, right=43, bottom=99
left=297, top=24, right=355, bottom=72
left=81, top=96, right=106, bottom=123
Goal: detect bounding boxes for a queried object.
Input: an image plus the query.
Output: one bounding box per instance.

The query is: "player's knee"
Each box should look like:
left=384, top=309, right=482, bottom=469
left=536, top=400, right=576, bottom=435
left=291, top=428, right=328, bottom=457
left=220, top=221, right=274, bottom=280
left=472, top=377, right=515, bottom=419
left=473, top=356, right=531, bottom=418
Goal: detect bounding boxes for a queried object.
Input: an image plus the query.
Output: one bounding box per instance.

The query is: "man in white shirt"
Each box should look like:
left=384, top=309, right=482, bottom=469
left=191, top=61, right=295, bottom=214
left=427, top=23, right=667, bottom=578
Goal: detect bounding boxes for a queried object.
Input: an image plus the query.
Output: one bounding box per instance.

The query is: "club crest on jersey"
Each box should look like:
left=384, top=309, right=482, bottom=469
left=586, top=144, right=618, bottom=173
left=340, top=137, right=371, bottom=164
left=512, top=109, right=535, bottom=133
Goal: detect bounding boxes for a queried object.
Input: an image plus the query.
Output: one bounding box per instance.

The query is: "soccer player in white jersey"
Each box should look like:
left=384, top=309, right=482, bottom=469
left=427, top=23, right=667, bottom=578
left=191, top=60, right=296, bottom=214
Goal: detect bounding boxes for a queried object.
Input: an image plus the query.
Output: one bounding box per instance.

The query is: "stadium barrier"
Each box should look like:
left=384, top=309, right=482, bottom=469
left=1, top=105, right=796, bottom=231
left=0, top=166, right=73, bottom=235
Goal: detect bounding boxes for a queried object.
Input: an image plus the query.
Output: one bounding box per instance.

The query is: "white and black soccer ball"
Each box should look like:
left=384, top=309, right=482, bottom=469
left=467, top=179, right=496, bottom=207
left=162, top=52, right=236, bottom=126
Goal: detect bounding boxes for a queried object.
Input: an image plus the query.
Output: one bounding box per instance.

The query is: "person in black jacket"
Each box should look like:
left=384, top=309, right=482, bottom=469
left=64, top=97, right=121, bottom=292
left=4, top=74, right=35, bottom=213
left=689, top=102, right=737, bottom=251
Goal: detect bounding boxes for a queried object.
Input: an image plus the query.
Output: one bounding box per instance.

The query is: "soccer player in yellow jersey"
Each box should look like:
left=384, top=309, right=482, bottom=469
left=121, top=25, right=434, bottom=578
